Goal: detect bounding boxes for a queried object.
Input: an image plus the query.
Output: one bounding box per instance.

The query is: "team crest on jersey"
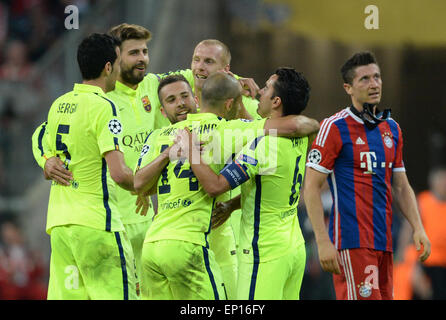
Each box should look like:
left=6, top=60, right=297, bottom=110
left=382, top=132, right=393, bottom=149
left=108, top=119, right=122, bottom=135
left=308, top=149, right=322, bottom=165
left=358, top=282, right=373, bottom=298
left=141, top=95, right=151, bottom=112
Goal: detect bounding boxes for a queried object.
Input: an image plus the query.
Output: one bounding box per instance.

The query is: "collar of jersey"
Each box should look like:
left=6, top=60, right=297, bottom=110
left=74, top=83, right=105, bottom=96
left=346, top=106, right=364, bottom=124
left=186, top=112, right=224, bottom=121
left=114, top=80, right=138, bottom=96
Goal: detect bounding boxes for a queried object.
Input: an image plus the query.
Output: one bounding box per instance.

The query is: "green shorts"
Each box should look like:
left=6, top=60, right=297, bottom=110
left=237, top=243, right=306, bottom=300
left=47, top=224, right=139, bottom=300
left=208, top=219, right=237, bottom=299
left=124, top=220, right=151, bottom=293
left=229, top=208, right=242, bottom=248
left=141, top=240, right=225, bottom=300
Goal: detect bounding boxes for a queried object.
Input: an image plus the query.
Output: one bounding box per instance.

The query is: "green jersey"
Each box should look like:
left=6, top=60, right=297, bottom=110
left=136, top=113, right=266, bottom=247
left=106, top=75, right=170, bottom=224
left=45, top=83, right=124, bottom=234
left=32, top=121, right=52, bottom=169
left=220, top=135, right=308, bottom=263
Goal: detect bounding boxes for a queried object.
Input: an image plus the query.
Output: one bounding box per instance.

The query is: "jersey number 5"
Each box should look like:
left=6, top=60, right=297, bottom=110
left=56, top=124, right=71, bottom=169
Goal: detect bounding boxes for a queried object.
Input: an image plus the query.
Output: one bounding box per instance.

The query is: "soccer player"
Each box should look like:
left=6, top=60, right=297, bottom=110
left=190, top=39, right=261, bottom=119
left=189, top=39, right=262, bottom=299
left=31, top=30, right=262, bottom=298
left=105, top=23, right=170, bottom=294
left=32, top=24, right=169, bottom=296
left=43, top=33, right=139, bottom=299
left=134, top=72, right=319, bottom=299
left=177, top=68, right=313, bottom=300
left=303, top=51, right=431, bottom=300
left=158, top=39, right=263, bottom=299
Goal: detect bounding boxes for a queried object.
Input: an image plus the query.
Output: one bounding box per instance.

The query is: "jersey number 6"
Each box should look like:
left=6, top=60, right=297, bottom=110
left=289, top=155, right=303, bottom=206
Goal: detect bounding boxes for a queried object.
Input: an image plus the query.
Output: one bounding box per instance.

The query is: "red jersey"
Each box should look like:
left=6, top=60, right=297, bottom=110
left=306, top=107, right=405, bottom=252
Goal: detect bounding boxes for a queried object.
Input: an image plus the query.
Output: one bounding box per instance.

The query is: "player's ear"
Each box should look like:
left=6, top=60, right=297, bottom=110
left=271, top=96, right=281, bottom=112
left=343, top=83, right=352, bottom=95
left=223, top=64, right=230, bottom=72
left=224, top=98, right=234, bottom=112
left=104, top=61, right=112, bottom=76
left=160, top=106, right=168, bottom=118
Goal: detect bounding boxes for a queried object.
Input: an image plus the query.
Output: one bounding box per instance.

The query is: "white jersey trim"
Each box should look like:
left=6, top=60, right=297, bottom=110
left=316, top=109, right=349, bottom=147
left=306, top=162, right=332, bottom=174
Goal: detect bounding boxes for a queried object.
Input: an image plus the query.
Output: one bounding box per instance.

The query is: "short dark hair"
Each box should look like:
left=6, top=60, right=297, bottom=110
left=273, top=67, right=310, bottom=116
left=157, top=74, right=193, bottom=103
left=77, top=33, right=120, bottom=80
left=341, top=51, right=378, bottom=84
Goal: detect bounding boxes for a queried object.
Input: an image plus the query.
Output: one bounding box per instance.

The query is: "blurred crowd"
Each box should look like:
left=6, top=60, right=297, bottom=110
left=0, top=0, right=95, bottom=68
left=0, top=214, right=47, bottom=299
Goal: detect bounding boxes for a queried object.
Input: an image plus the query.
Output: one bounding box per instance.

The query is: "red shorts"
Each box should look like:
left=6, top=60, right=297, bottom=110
left=332, top=248, right=393, bottom=300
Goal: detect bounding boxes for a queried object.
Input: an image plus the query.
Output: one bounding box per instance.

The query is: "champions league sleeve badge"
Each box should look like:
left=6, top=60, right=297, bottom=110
left=308, top=149, right=322, bottom=165
left=108, top=119, right=122, bottom=135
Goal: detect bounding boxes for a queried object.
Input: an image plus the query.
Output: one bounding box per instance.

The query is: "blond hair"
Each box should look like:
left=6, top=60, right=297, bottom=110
left=196, top=39, right=231, bottom=66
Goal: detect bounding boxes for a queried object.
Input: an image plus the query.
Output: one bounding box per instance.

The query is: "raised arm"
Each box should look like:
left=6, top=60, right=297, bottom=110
left=134, top=146, right=172, bottom=194
left=263, top=115, right=320, bottom=137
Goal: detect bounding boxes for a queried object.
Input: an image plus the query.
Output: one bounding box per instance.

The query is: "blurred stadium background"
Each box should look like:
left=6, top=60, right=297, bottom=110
left=0, top=0, right=445, bottom=299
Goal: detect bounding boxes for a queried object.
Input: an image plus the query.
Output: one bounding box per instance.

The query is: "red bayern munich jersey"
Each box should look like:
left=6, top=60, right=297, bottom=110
left=306, top=107, right=405, bottom=252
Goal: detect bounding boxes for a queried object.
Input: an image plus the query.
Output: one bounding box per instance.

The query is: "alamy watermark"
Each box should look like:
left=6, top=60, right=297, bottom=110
left=364, top=5, right=379, bottom=29
left=64, top=5, right=79, bottom=30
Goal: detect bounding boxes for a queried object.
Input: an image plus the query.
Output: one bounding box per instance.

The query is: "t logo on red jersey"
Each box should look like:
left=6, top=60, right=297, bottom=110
left=360, top=151, right=377, bottom=174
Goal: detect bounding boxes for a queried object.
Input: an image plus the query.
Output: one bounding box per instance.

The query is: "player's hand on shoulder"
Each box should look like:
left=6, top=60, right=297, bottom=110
left=44, top=156, right=72, bottom=186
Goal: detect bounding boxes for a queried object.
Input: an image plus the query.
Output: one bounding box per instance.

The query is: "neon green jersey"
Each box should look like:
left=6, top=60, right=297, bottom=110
left=220, top=135, right=308, bottom=262
left=45, top=83, right=125, bottom=234
left=106, top=75, right=170, bottom=224
left=241, top=96, right=262, bottom=120
left=32, top=121, right=53, bottom=169
left=136, top=112, right=266, bottom=247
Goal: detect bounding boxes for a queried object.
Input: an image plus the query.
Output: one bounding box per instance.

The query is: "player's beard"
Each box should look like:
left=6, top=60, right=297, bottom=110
left=121, top=64, right=146, bottom=86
